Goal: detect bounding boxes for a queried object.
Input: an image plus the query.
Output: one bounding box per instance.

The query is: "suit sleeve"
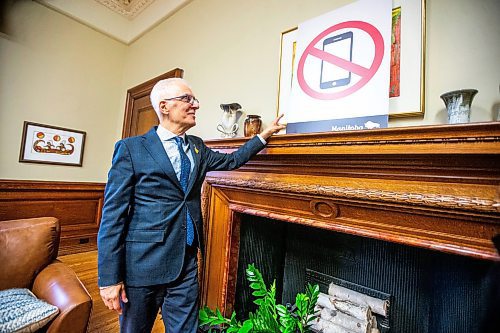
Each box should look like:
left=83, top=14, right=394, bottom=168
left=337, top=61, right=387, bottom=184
left=97, top=140, right=135, bottom=287
left=204, top=135, right=265, bottom=172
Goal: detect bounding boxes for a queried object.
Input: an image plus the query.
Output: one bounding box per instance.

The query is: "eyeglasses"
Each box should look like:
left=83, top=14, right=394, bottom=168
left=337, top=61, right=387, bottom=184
left=163, top=94, right=199, bottom=105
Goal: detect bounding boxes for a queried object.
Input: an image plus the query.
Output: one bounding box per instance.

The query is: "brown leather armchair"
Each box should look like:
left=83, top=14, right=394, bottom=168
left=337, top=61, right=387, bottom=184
left=0, top=217, right=92, bottom=333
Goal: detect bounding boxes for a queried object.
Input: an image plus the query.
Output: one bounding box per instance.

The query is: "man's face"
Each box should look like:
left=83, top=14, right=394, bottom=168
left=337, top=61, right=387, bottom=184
left=160, top=82, right=199, bottom=133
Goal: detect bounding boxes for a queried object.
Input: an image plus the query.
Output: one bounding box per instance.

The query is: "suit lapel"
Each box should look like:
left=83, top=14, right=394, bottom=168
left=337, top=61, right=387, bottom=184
left=142, top=127, right=183, bottom=192
left=186, top=135, right=200, bottom=194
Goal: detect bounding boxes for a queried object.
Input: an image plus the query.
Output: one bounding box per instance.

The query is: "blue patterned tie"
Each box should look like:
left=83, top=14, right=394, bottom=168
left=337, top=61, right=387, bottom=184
left=174, top=136, right=194, bottom=246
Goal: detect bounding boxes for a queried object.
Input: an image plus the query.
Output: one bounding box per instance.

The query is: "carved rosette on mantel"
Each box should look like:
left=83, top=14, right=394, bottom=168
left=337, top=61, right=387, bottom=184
left=199, top=122, right=500, bottom=314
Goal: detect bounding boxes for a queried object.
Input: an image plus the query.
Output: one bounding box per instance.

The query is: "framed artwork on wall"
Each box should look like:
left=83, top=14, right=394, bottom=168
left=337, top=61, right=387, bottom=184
left=389, top=0, right=426, bottom=118
left=276, top=0, right=426, bottom=120
left=19, top=121, right=86, bottom=167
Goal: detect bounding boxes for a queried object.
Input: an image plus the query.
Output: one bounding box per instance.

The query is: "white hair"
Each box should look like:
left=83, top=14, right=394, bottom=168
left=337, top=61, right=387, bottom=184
left=150, top=78, right=191, bottom=120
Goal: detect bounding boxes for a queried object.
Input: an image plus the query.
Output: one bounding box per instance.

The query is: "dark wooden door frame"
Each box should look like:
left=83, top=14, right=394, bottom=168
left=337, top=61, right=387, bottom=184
left=122, top=68, right=184, bottom=138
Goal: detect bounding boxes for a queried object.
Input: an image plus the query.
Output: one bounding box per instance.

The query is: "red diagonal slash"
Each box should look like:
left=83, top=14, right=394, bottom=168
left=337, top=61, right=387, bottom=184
left=297, top=21, right=384, bottom=100
left=309, top=47, right=371, bottom=77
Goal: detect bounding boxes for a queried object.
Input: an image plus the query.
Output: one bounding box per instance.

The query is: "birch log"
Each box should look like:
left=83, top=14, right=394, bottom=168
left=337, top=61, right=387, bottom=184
left=317, top=292, right=334, bottom=309
left=319, top=307, right=372, bottom=333
left=333, top=298, right=372, bottom=322
left=317, top=292, right=373, bottom=321
left=312, top=317, right=357, bottom=333
left=370, top=316, right=379, bottom=333
left=328, top=283, right=388, bottom=316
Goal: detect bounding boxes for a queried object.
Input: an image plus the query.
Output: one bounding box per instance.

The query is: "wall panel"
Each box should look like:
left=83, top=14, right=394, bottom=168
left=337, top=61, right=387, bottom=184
left=0, top=180, right=105, bottom=255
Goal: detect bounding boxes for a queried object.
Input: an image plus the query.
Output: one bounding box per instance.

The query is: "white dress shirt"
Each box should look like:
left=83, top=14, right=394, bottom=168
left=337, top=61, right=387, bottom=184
left=156, top=126, right=195, bottom=181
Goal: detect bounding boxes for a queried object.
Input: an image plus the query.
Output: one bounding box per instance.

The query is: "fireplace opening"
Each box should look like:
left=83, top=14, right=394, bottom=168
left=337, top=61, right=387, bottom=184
left=233, top=215, right=495, bottom=333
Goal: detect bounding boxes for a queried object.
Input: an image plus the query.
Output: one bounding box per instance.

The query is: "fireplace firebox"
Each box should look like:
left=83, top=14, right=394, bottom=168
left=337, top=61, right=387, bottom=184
left=233, top=216, right=493, bottom=332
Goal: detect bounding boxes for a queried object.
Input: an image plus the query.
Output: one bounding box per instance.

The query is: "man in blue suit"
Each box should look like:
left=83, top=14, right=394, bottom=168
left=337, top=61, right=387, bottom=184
left=97, top=77, right=285, bottom=333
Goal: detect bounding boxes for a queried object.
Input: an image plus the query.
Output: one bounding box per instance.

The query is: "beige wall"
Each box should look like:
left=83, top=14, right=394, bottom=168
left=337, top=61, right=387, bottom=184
left=1, top=0, right=499, bottom=182
left=124, top=0, right=500, bottom=136
left=123, top=0, right=353, bottom=138
left=398, top=0, right=500, bottom=127
left=0, top=1, right=126, bottom=182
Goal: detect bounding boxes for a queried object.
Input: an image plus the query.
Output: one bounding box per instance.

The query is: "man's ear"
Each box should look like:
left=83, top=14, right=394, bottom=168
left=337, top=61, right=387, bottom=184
left=159, top=101, right=168, bottom=114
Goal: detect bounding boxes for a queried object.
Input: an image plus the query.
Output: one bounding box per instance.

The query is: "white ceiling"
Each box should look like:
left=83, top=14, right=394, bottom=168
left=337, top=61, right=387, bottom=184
left=36, top=0, right=192, bottom=45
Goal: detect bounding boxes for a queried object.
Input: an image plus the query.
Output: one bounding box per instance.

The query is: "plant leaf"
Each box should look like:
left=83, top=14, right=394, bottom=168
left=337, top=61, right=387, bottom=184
left=199, top=265, right=320, bottom=333
left=250, top=282, right=261, bottom=290
left=252, top=289, right=267, bottom=297
left=238, top=320, right=253, bottom=333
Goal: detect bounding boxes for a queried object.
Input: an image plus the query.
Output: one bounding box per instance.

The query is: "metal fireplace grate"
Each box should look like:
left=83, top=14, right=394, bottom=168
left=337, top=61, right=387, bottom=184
left=305, top=268, right=393, bottom=332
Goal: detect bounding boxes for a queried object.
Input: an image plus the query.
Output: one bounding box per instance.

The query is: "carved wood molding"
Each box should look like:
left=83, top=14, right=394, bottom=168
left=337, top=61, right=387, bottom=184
left=208, top=135, right=500, bottom=150
left=206, top=176, right=500, bottom=213
left=273, top=135, right=500, bottom=147
left=227, top=203, right=495, bottom=260
left=0, top=179, right=104, bottom=191
left=205, top=122, right=500, bottom=154
left=207, top=136, right=500, bottom=149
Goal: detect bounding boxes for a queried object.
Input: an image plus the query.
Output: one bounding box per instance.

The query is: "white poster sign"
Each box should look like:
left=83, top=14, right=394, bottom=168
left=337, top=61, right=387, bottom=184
left=287, top=0, right=392, bottom=128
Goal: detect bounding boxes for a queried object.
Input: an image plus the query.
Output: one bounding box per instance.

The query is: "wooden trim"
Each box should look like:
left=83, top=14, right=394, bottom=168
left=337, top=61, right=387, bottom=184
left=205, top=122, right=500, bottom=154
left=0, top=179, right=106, bottom=255
left=201, top=122, right=500, bottom=314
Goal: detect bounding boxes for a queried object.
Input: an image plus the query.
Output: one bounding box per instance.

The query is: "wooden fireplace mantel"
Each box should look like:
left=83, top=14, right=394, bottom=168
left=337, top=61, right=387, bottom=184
left=200, top=122, right=500, bottom=313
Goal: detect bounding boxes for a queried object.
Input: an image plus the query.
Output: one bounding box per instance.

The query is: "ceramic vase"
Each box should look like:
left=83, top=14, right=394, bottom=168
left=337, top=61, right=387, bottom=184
left=440, top=89, right=478, bottom=124
left=244, top=115, right=262, bottom=137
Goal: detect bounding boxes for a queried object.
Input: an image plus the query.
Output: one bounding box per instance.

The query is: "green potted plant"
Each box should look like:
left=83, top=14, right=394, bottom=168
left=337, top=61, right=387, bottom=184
left=199, top=264, right=319, bottom=333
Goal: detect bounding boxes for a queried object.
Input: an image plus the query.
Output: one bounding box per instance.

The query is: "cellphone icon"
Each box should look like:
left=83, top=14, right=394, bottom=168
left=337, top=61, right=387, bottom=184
left=320, top=31, right=353, bottom=89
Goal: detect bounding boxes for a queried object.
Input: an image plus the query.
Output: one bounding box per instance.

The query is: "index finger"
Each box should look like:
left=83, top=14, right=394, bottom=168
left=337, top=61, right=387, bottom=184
left=274, top=114, right=284, bottom=124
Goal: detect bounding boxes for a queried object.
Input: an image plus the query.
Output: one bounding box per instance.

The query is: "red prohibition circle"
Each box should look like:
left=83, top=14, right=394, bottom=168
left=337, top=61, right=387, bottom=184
left=297, top=21, right=384, bottom=100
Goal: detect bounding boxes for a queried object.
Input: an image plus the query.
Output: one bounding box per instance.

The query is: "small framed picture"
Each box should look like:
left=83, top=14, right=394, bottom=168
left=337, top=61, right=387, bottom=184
left=19, top=121, right=86, bottom=167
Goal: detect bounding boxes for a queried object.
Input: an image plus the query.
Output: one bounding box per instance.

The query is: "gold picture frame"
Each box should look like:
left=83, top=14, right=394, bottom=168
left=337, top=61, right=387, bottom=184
left=277, top=27, right=298, bottom=120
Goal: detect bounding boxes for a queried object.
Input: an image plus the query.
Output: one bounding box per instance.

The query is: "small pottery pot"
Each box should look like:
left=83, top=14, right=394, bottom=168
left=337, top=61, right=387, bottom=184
left=440, top=89, right=478, bottom=124
left=244, top=115, right=262, bottom=137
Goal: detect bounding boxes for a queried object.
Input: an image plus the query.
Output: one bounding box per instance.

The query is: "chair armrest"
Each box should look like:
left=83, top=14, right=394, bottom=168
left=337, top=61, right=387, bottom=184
left=32, top=260, right=92, bottom=333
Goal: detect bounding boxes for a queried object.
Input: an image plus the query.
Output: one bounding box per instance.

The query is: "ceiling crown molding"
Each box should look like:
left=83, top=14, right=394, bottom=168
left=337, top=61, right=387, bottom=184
left=36, top=0, right=191, bottom=45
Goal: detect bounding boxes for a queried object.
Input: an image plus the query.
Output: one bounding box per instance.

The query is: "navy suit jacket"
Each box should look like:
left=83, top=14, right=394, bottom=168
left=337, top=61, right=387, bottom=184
left=97, top=127, right=265, bottom=287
